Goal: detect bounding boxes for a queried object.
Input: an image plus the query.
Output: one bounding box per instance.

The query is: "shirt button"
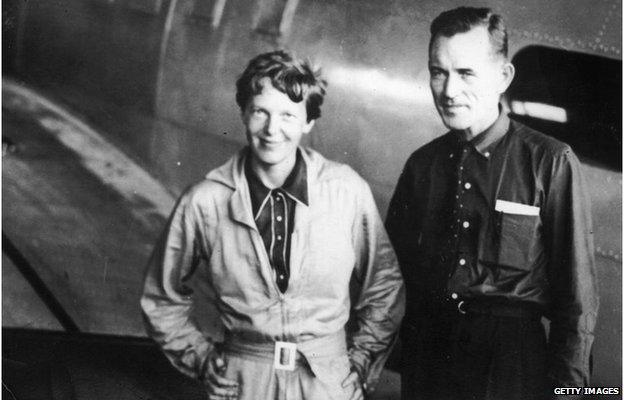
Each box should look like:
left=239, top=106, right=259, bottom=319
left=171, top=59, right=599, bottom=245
left=484, top=151, right=491, bottom=158
left=276, top=216, right=283, bottom=222
left=276, top=196, right=281, bottom=201
left=459, top=258, right=466, bottom=266
left=449, top=153, right=454, bottom=158
left=279, top=274, right=284, bottom=279
left=277, top=235, right=283, bottom=241
left=462, top=221, right=470, bottom=228
left=451, top=293, right=459, bottom=300
left=464, top=182, right=472, bottom=190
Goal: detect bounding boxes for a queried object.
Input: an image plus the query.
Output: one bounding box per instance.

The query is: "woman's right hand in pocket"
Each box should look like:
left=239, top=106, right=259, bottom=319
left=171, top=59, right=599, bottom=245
left=203, top=348, right=239, bottom=400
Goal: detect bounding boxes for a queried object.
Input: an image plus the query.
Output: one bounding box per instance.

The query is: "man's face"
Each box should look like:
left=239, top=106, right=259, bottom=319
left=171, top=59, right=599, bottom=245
left=242, top=78, right=314, bottom=169
left=429, top=26, right=513, bottom=135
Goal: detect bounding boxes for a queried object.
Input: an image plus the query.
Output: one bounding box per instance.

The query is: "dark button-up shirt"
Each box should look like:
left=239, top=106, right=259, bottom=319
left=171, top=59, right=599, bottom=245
left=245, top=150, right=308, bottom=293
left=441, top=111, right=510, bottom=297
left=386, top=112, right=598, bottom=387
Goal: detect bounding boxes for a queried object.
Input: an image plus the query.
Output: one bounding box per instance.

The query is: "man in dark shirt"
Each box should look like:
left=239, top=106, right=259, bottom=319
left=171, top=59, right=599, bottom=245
left=386, top=7, right=598, bottom=400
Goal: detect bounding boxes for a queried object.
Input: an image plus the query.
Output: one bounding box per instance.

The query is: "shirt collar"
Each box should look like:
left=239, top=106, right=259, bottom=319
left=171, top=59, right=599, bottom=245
left=245, top=149, right=309, bottom=217
left=453, top=108, right=510, bottom=158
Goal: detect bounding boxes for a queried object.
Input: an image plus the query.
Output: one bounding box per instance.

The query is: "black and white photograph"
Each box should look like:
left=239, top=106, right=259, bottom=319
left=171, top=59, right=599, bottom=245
left=2, top=1, right=621, bottom=399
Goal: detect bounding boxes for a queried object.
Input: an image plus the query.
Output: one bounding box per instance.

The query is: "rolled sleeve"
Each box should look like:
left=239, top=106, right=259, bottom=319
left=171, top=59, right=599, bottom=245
left=140, top=189, right=214, bottom=380
left=543, top=147, right=599, bottom=387
left=349, top=180, right=406, bottom=391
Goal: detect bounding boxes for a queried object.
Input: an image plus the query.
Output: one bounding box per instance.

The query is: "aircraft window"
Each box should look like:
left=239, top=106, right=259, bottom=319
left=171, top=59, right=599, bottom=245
left=509, top=101, right=567, bottom=123
left=506, top=45, right=621, bottom=171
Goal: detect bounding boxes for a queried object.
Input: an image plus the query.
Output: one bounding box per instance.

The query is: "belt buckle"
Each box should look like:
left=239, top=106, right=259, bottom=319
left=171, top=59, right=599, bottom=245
left=274, top=341, right=297, bottom=371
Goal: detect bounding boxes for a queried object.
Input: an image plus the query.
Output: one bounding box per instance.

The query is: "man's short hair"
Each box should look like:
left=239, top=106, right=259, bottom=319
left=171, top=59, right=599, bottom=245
left=236, top=50, right=327, bottom=122
left=430, top=7, right=508, bottom=59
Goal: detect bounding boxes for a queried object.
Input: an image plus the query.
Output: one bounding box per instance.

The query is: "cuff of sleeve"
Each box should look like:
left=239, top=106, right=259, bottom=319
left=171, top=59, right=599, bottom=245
left=197, top=341, right=218, bottom=382
left=348, top=348, right=373, bottom=392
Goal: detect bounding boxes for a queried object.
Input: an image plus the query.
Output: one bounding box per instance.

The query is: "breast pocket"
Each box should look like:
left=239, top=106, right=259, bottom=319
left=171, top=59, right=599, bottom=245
left=495, top=211, right=541, bottom=270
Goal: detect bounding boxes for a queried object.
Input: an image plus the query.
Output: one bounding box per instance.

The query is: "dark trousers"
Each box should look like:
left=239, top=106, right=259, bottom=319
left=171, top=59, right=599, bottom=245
left=400, top=310, right=548, bottom=400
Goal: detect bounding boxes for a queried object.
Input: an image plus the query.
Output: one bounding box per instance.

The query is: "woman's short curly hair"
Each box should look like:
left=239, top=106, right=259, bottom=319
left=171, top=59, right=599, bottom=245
left=236, top=50, right=327, bottom=122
